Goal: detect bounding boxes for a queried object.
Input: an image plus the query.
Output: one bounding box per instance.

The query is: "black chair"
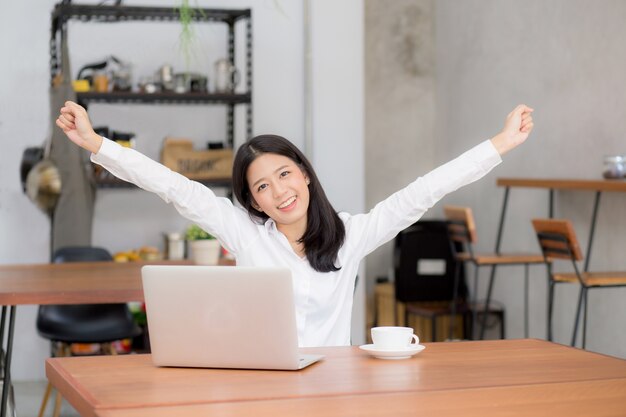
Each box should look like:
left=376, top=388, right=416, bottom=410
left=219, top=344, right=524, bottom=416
left=37, top=247, right=141, bottom=417
left=395, top=221, right=505, bottom=342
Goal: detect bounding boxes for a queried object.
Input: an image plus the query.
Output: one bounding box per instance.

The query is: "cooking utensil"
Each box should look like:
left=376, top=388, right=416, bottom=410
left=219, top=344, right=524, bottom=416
left=214, top=59, right=239, bottom=93
left=26, top=159, right=62, bottom=215
left=603, top=155, right=625, bottom=179
left=25, top=127, right=62, bottom=216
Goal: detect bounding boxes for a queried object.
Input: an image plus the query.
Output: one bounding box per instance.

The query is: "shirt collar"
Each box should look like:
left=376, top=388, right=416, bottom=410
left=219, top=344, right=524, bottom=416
left=264, top=218, right=277, bottom=233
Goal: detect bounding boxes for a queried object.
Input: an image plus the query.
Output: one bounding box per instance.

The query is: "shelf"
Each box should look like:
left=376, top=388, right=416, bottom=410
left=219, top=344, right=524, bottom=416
left=95, top=169, right=231, bottom=189
left=50, top=1, right=253, bottom=143
left=96, top=178, right=232, bottom=189
left=50, top=1, right=251, bottom=193
left=77, top=91, right=251, bottom=106
left=52, top=4, right=251, bottom=25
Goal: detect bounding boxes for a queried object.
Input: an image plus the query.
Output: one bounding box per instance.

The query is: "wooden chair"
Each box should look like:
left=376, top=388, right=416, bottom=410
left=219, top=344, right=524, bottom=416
left=532, top=219, right=626, bottom=349
left=444, top=206, right=545, bottom=339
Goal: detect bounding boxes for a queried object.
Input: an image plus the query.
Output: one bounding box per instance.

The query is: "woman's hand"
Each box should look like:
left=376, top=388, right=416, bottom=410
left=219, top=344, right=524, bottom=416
left=56, top=101, right=103, bottom=154
left=490, top=104, right=534, bottom=156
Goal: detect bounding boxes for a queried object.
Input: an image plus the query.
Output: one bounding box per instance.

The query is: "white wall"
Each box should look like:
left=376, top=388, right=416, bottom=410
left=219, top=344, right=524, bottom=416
left=0, top=0, right=364, bottom=381
left=308, top=0, right=365, bottom=346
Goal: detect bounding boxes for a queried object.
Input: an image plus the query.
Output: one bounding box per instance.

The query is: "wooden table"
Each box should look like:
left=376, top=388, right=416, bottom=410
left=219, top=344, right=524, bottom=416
left=0, top=259, right=201, bottom=417
left=93, top=381, right=626, bottom=417
left=496, top=178, right=626, bottom=270
left=46, top=339, right=626, bottom=417
left=471, top=178, right=626, bottom=342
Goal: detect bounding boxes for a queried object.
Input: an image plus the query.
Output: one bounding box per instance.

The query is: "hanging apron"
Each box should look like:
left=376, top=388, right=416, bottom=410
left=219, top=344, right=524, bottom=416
left=49, top=26, right=96, bottom=253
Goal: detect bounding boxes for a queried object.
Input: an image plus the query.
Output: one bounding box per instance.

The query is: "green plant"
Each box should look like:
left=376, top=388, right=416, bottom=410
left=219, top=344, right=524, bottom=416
left=176, top=0, right=205, bottom=73
left=185, top=224, right=215, bottom=240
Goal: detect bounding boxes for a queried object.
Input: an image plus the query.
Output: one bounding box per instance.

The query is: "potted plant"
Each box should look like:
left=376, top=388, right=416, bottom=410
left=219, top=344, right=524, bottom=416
left=177, top=0, right=205, bottom=74
left=185, top=224, right=220, bottom=265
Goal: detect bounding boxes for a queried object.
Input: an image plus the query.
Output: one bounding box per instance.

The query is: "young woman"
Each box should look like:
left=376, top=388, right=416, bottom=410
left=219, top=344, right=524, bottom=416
left=57, top=101, right=534, bottom=347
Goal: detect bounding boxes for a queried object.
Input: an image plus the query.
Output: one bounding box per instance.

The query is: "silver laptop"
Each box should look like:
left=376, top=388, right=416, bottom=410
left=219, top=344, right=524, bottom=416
left=141, top=265, right=324, bottom=370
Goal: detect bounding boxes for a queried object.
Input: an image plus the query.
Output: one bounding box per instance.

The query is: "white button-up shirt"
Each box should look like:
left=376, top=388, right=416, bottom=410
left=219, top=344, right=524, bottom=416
left=92, top=139, right=501, bottom=347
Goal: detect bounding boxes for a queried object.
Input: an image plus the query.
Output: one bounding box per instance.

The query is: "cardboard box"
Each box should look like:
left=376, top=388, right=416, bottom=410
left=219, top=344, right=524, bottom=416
left=161, top=138, right=233, bottom=180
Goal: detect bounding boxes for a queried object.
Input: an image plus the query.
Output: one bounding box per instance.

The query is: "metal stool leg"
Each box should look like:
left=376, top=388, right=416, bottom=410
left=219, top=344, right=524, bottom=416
left=471, top=265, right=480, bottom=339
left=524, top=264, right=529, bottom=338
left=480, top=265, right=497, bottom=340
left=1, top=306, right=16, bottom=417
left=464, top=310, right=471, bottom=340
left=0, top=307, right=5, bottom=360
left=547, top=281, right=555, bottom=341
left=582, top=288, right=589, bottom=350
left=571, top=286, right=585, bottom=347
left=449, top=261, right=461, bottom=340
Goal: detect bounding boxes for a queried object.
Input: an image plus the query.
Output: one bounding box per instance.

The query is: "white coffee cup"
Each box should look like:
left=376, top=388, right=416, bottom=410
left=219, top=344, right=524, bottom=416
left=371, top=326, right=419, bottom=350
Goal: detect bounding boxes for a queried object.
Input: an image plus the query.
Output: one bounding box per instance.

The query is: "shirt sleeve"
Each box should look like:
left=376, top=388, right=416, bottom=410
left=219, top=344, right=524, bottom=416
left=345, top=139, right=502, bottom=258
left=91, top=138, right=255, bottom=255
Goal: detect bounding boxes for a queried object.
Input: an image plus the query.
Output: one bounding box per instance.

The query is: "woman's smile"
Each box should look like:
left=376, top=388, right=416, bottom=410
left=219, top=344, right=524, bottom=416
left=247, top=153, right=311, bottom=235
left=278, top=195, right=297, bottom=210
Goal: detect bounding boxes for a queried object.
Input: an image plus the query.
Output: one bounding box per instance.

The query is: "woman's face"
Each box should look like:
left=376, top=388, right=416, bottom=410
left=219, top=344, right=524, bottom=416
left=246, top=153, right=310, bottom=232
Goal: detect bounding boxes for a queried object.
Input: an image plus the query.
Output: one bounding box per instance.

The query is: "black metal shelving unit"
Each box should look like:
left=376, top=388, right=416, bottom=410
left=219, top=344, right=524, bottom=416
left=76, top=91, right=252, bottom=105
left=50, top=3, right=253, bottom=189
left=94, top=170, right=232, bottom=190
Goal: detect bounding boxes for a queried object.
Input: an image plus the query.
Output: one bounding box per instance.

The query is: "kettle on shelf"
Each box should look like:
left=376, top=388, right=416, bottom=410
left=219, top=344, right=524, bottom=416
left=213, top=58, right=240, bottom=93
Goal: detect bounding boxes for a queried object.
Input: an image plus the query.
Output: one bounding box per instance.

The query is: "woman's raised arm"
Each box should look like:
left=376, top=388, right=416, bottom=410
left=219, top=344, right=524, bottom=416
left=490, top=104, right=534, bottom=156
left=56, top=101, right=104, bottom=154
left=54, top=100, right=255, bottom=256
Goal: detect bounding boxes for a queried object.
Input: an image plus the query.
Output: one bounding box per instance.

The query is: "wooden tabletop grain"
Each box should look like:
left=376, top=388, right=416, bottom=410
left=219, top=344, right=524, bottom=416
left=0, top=259, right=234, bottom=305
left=94, top=379, right=626, bottom=417
left=46, top=339, right=626, bottom=417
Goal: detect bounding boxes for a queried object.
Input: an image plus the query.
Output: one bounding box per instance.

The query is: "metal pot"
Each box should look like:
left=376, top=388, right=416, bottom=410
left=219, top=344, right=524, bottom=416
left=603, top=155, right=626, bottom=179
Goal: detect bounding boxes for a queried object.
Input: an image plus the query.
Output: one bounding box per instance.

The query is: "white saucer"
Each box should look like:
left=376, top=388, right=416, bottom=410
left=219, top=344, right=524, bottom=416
left=359, top=344, right=426, bottom=360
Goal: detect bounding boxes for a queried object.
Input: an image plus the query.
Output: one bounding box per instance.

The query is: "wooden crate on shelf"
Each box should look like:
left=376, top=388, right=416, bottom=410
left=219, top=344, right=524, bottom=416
left=161, top=138, right=233, bottom=180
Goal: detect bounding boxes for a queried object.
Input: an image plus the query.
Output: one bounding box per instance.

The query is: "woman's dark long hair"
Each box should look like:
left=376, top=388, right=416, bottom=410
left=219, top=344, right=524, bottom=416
left=232, top=135, right=345, bottom=272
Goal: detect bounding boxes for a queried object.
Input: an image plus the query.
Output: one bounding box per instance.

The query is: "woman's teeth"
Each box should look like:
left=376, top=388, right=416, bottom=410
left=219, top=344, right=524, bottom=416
left=278, top=196, right=296, bottom=209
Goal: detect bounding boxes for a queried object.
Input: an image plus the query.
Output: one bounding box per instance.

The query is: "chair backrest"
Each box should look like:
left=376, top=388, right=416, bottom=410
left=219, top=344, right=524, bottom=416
left=531, top=219, right=583, bottom=261
left=38, top=246, right=140, bottom=344
left=443, top=206, right=478, bottom=245
left=52, top=246, right=113, bottom=263
left=394, top=220, right=467, bottom=303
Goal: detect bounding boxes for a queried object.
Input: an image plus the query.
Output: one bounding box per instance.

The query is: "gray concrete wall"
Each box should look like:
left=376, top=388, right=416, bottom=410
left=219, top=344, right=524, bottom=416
left=365, top=0, right=626, bottom=358
left=364, top=0, right=436, bottom=324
